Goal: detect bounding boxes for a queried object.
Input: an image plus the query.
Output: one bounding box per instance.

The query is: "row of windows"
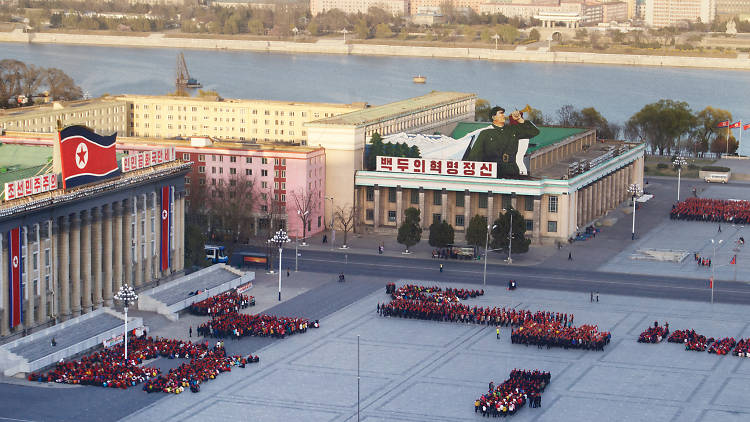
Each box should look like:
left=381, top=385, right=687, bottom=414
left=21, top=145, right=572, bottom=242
left=364, top=188, right=556, bottom=213
left=133, top=104, right=311, bottom=118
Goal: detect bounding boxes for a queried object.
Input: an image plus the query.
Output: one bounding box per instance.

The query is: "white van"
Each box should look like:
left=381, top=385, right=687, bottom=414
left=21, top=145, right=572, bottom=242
left=704, top=173, right=729, bottom=183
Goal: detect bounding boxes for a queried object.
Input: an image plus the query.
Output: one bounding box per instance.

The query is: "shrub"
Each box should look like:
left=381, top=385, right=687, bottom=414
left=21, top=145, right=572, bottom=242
left=656, top=163, right=669, bottom=169
left=688, top=164, right=699, bottom=170
left=701, top=166, right=730, bottom=172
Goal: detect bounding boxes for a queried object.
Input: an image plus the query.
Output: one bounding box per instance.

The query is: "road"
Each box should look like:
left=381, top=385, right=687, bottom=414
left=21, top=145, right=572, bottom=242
left=277, top=248, right=750, bottom=305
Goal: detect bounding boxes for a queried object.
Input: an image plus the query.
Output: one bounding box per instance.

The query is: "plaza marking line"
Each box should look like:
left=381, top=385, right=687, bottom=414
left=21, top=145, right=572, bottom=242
left=303, top=257, right=750, bottom=297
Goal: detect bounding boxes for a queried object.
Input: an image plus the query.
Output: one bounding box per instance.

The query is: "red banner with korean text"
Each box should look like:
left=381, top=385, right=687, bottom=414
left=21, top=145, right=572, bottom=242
left=376, top=156, right=497, bottom=178
left=7, top=227, right=22, bottom=328
left=160, top=186, right=172, bottom=271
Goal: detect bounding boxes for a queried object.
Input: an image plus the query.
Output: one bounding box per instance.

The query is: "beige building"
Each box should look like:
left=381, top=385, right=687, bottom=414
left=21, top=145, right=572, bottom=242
left=644, top=0, right=715, bottom=26
left=304, top=91, right=477, bottom=226
left=310, top=0, right=409, bottom=15
left=0, top=95, right=367, bottom=145
left=355, top=124, right=645, bottom=245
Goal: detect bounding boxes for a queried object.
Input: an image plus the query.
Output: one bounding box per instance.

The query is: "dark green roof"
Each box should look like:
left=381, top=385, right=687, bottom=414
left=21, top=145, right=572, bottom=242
left=450, top=122, right=587, bottom=153
left=0, top=164, right=47, bottom=188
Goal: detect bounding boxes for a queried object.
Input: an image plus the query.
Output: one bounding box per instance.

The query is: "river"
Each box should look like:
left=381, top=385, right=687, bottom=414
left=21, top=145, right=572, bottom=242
left=3, top=42, right=750, bottom=125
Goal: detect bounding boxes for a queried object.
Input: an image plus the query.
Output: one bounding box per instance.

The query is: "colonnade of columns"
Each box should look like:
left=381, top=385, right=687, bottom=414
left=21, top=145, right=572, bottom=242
left=0, top=189, right=185, bottom=337
left=576, top=163, right=635, bottom=228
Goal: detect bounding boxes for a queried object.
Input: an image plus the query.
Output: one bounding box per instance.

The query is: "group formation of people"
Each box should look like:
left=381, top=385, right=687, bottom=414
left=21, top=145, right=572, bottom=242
left=638, top=322, right=670, bottom=343
left=511, top=320, right=610, bottom=351
left=670, top=198, right=750, bottom=224
left=197, top=312, right=313, bottom=339
left=640, top=326, right=750, bottom=358
left=27, top=333, right=255, bottom=393
left=188, top=291, right=254, bottom=317
left=693, top=253, right=712, bottom=268
left=474, top=370, right=551, bottom=417
left=387, top=283, right=484, bottom=303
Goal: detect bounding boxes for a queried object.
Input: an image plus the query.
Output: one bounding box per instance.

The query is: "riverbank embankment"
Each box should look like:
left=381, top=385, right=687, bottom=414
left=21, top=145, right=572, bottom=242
left=3, top=29, right=750, bottom=70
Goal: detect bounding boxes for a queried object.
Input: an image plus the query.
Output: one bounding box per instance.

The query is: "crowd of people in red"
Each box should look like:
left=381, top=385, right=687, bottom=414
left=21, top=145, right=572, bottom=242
left=188, top=291, right=254, bottom=317
left=379, top=283, right=610, bottom=351
left=670, top=198, right=750, bottom=224
left=197, top=312, right=314, bottom=339
left=27, top=333, right=257, bottom=393
left=640, top=325, right=750, bottom=357
left=708, top=337, right=737, bottom=355
left=474, top=370, right=551, bottom=417
left=638, top=321, right=670, bottom=343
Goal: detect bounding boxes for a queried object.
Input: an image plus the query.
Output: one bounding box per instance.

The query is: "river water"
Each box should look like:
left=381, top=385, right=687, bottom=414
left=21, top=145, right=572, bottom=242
left=3, top=42, right=750, bottom=125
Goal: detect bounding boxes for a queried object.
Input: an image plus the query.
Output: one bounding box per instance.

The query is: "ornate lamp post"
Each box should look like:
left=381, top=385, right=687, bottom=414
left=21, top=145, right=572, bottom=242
left=113, top=284, right=138, bottom=361
left=628, top=183, right=642, bottom=240
left=326, top=196, right=335, bottom=250
left=502, top=208, right=514, bottom=264
left=268, top=229, right=290, bottom=301
left=673, top=156, right=687, bottom=201
left=491, top=33, right=500, bottom=50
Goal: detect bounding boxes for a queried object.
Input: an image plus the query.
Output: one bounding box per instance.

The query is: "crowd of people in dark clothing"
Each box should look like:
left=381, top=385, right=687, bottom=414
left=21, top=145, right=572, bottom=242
left=188, top=291, right=254, bottom=317
left=197, top=312, right=313, bottom=339
left=638, top=325, right=750, bottom=358
left=27, top=333, right=257, bottom=393
left=379, top=283, right=611, bottom=351
left=474, top=370, right=551, bottom=417
left=670, top=198, right=750, bottom=224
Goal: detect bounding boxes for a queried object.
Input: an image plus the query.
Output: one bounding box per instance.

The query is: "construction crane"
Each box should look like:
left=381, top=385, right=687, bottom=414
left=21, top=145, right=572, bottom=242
left=176, top=52, right=202, bottom=95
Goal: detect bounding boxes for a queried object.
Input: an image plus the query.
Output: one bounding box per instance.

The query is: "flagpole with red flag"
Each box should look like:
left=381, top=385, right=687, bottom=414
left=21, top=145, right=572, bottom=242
left=728, top=121, right=742, bottom=156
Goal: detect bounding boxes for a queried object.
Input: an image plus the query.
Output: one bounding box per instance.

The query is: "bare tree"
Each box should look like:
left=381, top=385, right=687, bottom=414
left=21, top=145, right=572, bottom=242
left=44, top=67, right=83, bottom=102
left=290, top=188, right=319, bottom=243
left=208, top=174, right=255, bottom=245
left=334, top=204, right=357, bottom=248
left=256, top=184, right=285, bottom=240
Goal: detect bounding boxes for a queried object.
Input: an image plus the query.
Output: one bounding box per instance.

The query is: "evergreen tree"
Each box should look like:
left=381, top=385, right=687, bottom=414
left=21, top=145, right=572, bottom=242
left=429, top=221, right=455, bottom=247
left=490, top=207, right=530, bottom=253
left=398, top=207, right=422, bottom=253
left=465, top=215, right=488, bottom=247
left=366, top=133, right=384, bottom=170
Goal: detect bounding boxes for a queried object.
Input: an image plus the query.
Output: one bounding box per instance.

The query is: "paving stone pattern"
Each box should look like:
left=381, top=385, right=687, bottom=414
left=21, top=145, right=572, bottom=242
left=125, top=279, right=750, bottom=422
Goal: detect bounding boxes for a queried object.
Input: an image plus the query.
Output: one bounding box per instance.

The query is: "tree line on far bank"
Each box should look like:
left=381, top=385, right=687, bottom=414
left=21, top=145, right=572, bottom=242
left=476, top=99, right=740, bottom=157
left=0, top=59, right=83, bottom=108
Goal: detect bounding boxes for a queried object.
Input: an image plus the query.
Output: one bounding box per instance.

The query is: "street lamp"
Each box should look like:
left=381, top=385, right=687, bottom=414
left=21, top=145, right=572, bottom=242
left=483, top=222, right=498, bottom=286
left=502, top=208, right=514, bottom=264
left=491, top=33, right=500, bottom=50
left=711, top=238, right=723, bottom=304
left=113, top=284, right=138, bottom=361
left=341, top=28, right=349, bottom=42
left=673, top=157, right=687, bottom=201
left=326, top=196, right=335, bottom=250
left=268, top=229, right=290, bottom=301
left=628, top=183, right=642, bottom=240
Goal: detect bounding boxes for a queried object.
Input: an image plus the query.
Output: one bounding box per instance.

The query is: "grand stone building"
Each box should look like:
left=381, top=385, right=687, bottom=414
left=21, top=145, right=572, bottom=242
left=0, top=161, right=188, bottom=337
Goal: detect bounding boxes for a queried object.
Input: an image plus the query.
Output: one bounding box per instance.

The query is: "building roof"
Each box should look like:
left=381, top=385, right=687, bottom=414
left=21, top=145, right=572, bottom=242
left=116, top=94, right=366, bottom=110
left=307, top=92, right=476, bottom=127
left=450, top=123, right=587, bottom=153
left=0, top=143, right=52, bottom=169
left=120, top=136, right=324, bottom=154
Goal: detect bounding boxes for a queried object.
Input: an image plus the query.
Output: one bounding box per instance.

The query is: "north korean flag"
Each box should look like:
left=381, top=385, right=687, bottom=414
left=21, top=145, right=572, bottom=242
left=717, top=120, right=730, bottom=128
left=160, top=186, right=172, bottom=271
left=7, top=227, right=22, bottom=329
left=729, top=121, right=742, bottom=129
left=743, top=123, right=750, bottom=131
left=59, top=125, right=120, bottom=189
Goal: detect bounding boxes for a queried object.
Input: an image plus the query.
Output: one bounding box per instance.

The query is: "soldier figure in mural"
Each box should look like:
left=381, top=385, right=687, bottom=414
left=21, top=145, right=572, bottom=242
left=462, top=106, right=540, bottom=179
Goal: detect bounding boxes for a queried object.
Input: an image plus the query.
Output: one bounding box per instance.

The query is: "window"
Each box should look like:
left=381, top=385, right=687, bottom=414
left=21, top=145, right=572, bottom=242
left=478, top=193, right=488, bottom=209
left=366, top=187, right=374, bottom=201
left=261, top=181, right=268, bottom=189
left=388, top=211, right=396, bottom=222
left=245, top=169, right=252, bottom=176
left=262, top=157, right=268, bottom=164
left=410, top=190, right=419, bottom=204
left=456, top=192, right=464, bottom=208
left=502, top=194, right=512, bottom=210
left=182, top=153, right=190, bottom=160
left=198, top=155, right=205, bottom=161
left=525, top=196, right=534, bottom=211
left=261, top=170, right=268, bottom=177
left=199, top=178, right=206, bottom=185
left=230, top=168, right=236, bottom=175
left=526, top=220, right=534, bottom=231
left=230, top=156, right=237, bottom=163
left=433, top=192, right=442, bottom=206
left=274, top=158, right=280, bottom=165
left=547, top=221, right=557, bottom=232
left=246, top=157, right=252, bottom=163
left=455, top=215, right=465, bottom=227
left=185, top=177, right=191, bottom=185
left=548, top=196, right=558, bottom=213
left=388, top=188, right=397, bottom=203
left=318, top=216, right=321, bottom=227
left=432, top=213, right=442, bottom=225
left=366, top=209, right=374, bottom=220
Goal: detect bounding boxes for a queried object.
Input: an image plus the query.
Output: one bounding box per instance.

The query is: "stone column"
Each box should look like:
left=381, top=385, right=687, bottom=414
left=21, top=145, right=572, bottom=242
left=441, top=189, right=447, bottom=223
left=102, top=205, right=113, bottom=307
left=134, top=196, right=143, bottom=288
left=576, top=189, right=583, bottom=228
left=170, top=188, right=176, bottom=273
left=58, top=216, right=70, bottom=321
left=373, top=185, right=380, bottom=229
left=395, top=186, right=403, bottom=226
left=123, top=199, right=133, bottom=287
left=69, top=213, right=81, bottom=317
left=177, top=193, right=185, bottom=272
left=0, top=234, right=8, bottom=336
left=92, top=208, right=103, bottom=308
left=464, top=190, right=471, bottom=230
left=486, top=192, right=494, bottom=225
left=585, top=186, right=593, bottom=223
left=38, top=222, right=48, bottom=324
left=532, top=197, right=541, bottom=244
left=143, top=194, right=152, bottom=284
left=418, top=188, right=426, bottom=229
left=113, top=202, right=123, bottom=294
left=80, top=211, right=92, bottom=313
left=152, top=192, right=160, bottom=280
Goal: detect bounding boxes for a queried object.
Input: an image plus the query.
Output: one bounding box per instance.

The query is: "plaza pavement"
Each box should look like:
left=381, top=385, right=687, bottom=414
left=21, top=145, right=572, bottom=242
left=600, top=181, right=750, bottom=282
left=124, top=277, right=750, bottom=422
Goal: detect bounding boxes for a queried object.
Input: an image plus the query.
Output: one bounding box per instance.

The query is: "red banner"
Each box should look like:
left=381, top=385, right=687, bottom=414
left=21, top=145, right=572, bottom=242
left=729, top=121, right=742, bottom=129
left=8, top=227, right=22, bottom=328
left=160, top=186, right=171, bottom=271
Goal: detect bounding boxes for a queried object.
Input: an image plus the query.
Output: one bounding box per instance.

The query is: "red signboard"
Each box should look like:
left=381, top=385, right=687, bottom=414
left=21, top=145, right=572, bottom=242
left=376, top=156, right=496, bottom=178
left=160, top=186, right=172, bottom=271
left=8, top=227, right=22, bottom=328
left=4, top=173, right=57, bottom=201
left=122, top=147, right=176, bottom=172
